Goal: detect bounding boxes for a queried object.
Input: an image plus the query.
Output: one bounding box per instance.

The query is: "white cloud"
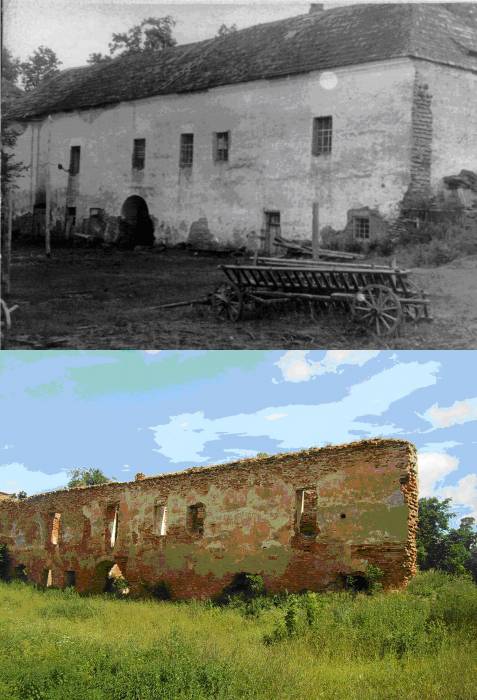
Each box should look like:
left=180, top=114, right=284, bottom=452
left=265, top=413, right=288, bottom=421
left=440, top=474, right=477, bottom=520
left=421, top=398, right=477, bottom=429
left=150, top=360, right=439, bottom=463
left=144, top=350, right=161, bottom=355
left=0, top=463, right=68, bottom=495
left=417, top=451, right=459, bottom=497
left=223, top=448, right=258, bottom=458
left=275, top=350, right=380, bottom=383
left=1, top=444, right=14, bottom=450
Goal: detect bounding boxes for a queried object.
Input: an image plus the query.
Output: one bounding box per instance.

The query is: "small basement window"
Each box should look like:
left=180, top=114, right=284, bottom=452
left=154, top=504, right=167, bottom=536
left=187, top=503, right=205, bottom=535
left=295, top=488, right=318, bottom=537
left=353, top=217, right=370, bottom=241
left=69, top=146, right=81, bottom=175
left=214, top=131, right=230, bottom=162
left=50, top=512, right=61, bottom=545
left=180, top=133, right=194, bottom=168
left=106, top=503, right=119, bottom=548
left=312, top=116, right=332, bottom=155
left=132, top=138, right=146, bottom=170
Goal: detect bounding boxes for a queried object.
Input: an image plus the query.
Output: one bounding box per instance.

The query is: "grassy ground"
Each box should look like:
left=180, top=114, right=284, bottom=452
left=1, top=571, right=476, bottom=699
left=3, top=246, right=477, bottom=349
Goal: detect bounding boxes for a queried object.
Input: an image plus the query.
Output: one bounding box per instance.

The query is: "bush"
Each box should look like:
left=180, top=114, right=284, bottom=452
left=217, top=572, right=266, bottom=604
left=149, top=580, right=172, bottom=600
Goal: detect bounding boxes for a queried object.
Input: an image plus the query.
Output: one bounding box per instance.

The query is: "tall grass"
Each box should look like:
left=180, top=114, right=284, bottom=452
left=0, top=571, right=476, bottom=699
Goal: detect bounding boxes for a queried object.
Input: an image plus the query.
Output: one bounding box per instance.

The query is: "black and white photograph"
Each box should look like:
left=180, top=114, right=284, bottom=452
left=2, top=1, right=476, bottom=348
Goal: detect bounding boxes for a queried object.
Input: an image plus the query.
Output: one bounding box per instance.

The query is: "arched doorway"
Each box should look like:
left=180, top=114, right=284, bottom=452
left=118, top=195, right=154, bottom=249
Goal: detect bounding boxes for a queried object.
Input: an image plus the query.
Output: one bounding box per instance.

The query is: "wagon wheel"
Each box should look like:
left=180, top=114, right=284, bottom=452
left=352, top=284, right=402, bottom=337
left=211, top=285, right=243, bottom=322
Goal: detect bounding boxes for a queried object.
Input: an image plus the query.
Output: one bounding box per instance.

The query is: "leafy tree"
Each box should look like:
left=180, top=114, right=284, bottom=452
left=216, top=23, right=238, bottom=38
left=1, top=47, right=21, bottom=84
left=417, top=497, right=477, bottom=579
left=16, top=491, right=27, bottom=500
left=86, top=52, right=112, bottom=66
left=20, top=46, right=62, bottom=92
left=108, top=16, right=176, bottom=57
left=67, top=467, right=111, bottom=488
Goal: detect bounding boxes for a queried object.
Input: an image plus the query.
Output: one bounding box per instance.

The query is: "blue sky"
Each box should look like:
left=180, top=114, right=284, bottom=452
left=0, top=350, right=476, bottom=522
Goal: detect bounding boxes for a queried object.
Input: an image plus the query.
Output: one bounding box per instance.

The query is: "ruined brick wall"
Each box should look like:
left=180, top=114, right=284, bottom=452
left=0, top=439, right=418, bottom=599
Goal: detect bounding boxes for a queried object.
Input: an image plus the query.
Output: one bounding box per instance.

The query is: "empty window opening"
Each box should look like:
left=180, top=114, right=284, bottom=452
left=106, top=504, right=119, bottom=548
left=50, top=512, right=61, bottom=545
left=340, top=513, right=346, bottom=519
left=65, top=570, right=76, bottom=588
left=154, top=504, right=167, bottom=536
left=42, top=568, right=53, bottom=587
left=180, top=134, right=194, bottom=168
left=69, top=146, right=81, bottom=175
left=312, top=116, right=333, bottom=155
left=187, top=503, right=205, bottom=535
left=132, top=138, right=146, bottom=170
left=353, top=217, right=370, bottom=241
left=66, top=207, right=76, bottom=225
left=295, top=488, right=318, bottom=537
left=14, top=564, right=28, bottom=581
left=214, top=131, right=229, bottom=162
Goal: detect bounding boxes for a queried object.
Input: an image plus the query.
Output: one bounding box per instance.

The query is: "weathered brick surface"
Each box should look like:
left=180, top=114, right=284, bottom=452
left=0, top=439, right=418, bottom=599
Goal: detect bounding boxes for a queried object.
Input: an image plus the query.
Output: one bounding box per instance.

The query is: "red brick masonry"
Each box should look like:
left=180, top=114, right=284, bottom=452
left=0, top=438, right=418, bottom=598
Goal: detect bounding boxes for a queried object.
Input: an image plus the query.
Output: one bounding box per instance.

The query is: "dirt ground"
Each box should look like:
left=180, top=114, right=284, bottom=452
left=2, top=245, right=477, bottom=349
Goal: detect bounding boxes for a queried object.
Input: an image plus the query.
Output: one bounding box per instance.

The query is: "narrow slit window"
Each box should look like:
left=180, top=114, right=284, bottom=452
left=180, top=134, right=194, bottom=168
left=295, top=488, right=318, bottom=537
left=214, top=131, right=229, bottom=162
left=132, top=138, right=146, bottom=170
left=69, top=146, right=81, bottom=175
left=50, top=512, right=61, bottom=545
left=312, top=116, right=332, bottom=155
left=43, top=568, right=52, bottom=587
left=353, top=217, right=370, bottom=241
left=154, top=504, right=167, bottom=536
left=106, top=503, right=119, bottom=548
left=187, top=503, right=205, bottom=535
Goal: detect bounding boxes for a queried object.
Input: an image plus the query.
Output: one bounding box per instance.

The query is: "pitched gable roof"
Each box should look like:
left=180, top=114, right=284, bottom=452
left=6, top=3, right=477, bottom=121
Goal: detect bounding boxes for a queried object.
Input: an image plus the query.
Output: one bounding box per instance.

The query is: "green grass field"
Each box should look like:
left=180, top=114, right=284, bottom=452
left=1, top=571, right=476, bottom=700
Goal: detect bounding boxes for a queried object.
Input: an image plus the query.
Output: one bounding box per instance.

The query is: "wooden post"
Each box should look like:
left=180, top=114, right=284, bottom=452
left=45, top=116, right=52, bottom=257
left=312, top=201, right=320, bottom=260
left=4, top=189, right=13, bottom=295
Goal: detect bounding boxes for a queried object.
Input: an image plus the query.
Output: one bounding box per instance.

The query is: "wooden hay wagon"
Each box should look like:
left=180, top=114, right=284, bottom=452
left=211, top=257, right=431, bottom=337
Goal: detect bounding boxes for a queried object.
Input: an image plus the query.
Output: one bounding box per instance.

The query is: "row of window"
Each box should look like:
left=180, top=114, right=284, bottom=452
left=45, top=489, right=337, bottom=548
left=65, top=116, right=333, bottom=175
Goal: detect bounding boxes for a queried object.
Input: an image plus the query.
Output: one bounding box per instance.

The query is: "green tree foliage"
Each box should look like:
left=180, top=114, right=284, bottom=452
left=20, top=46, right=62, bottom=92
left=216, top=23, right=238, bottom=37
left=1, top=47, right=21, bottom=84
left=86, top=52, right=112, bottom=66
left=108, top=16, right=177, bottom=57
left=67, top=467, right=111, bottom=488
left=417, top=497, right=477, bottom=579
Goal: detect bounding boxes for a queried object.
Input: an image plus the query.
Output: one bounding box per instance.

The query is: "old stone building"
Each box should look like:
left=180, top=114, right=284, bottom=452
left=6, top=3, right=477, bottom=249
left=0, top=439, right=418, bottom=598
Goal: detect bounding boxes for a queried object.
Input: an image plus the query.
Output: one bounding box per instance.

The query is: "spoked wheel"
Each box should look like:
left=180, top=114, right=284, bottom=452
left=211, top=285, right=244, bottom=322
left=352, top=284, right=402, bottom=337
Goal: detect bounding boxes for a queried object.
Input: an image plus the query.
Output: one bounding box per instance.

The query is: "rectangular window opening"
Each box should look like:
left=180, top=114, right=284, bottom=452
left=42, top=568, right=53, bottom=588
left=180, top=133, right=194, bottom=168
left=312, top=116, right=333, bottom=156
left=69, top=146, right=81, bottom=175
left=353, top=217, right=370, bottom=241
left=187, top=503, right=205, bottom=535
left=66, top=207, right=76, bottom=225
left=106, top=503, right=119, bottom=548
left=50, top=512, right=61, bottom=545
left=65, top=570, right=76, bottom=588
left=214, top=131, right=229, bottom=162
left=154, top=504, right=167, bottom=536
left=295, top=488, right=318, bottom=537
left=132, top=138, right=146, bottom=170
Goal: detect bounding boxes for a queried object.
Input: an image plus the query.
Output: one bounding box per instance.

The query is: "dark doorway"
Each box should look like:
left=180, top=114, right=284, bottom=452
left=65, top=570, right=76, bottom=588
left=119, top=196, right=154, bottom=249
